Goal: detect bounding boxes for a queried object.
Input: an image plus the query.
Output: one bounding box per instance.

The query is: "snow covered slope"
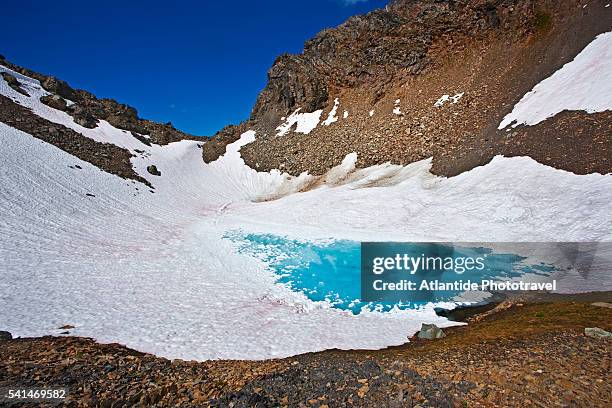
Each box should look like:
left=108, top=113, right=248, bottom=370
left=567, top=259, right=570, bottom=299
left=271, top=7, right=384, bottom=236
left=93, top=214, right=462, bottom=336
left=499, top=31, right=612, bottom=129
left=1, top=63, right=611, bottom=360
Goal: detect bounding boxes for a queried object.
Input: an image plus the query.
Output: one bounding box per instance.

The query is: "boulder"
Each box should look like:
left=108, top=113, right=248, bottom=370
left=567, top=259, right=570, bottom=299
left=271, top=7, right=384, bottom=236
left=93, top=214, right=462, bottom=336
left=40, top=94, right=68, bottom=111
left=417, top=323, right=446, bottom=340
left=41, top=76, right=77, bottom=101
left=1, top=71, right=19, bottom=86
left=584, top=327, right=612, bottom=339
left=1, top=72, right=29, bottom=96
left=0, top=331, right=12, bottom=341
left=72, top=112, right=98, bottom=128
left=147, top=165, right=161, bottom=176
left=66, top=104, right=98, bottom=128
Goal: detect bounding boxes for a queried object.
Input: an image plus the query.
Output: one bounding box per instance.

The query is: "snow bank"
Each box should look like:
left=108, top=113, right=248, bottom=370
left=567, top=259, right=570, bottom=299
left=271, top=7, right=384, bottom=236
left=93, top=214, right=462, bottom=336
left=1, top=64, right=611, bottom=361
left=499, top=31, right=612, bottom=129
left=276, top=108, right=323, bottom=136
left=393, top=99, right=402, bottom=115
left=323, top=98, right=339, bottom=126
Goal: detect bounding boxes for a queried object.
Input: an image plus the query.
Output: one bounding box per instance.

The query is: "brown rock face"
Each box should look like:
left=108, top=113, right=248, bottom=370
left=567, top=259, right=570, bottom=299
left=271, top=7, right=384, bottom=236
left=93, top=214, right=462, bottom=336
left=40, top=94, right=68, bottom=111
left=201, top=123, right=247, bottom=163
left=206, top=0, right=612, bottom=178
left=244, top=0, right=524, bottom=134
left=41, top=76, right=78, bottom=101
left=252, top=55, right=328, bottom=131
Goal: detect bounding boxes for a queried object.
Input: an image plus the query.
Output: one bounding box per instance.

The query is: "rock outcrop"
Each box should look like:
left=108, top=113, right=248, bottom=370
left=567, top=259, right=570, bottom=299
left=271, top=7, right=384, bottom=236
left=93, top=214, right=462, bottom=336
left=0, top=94, right=150, bottom=186
left=0, top=54, right=199, bottom=145
left=40, top=94, right=68, bottom=111
left=1, top=71, right=29, bottom=96
left=201, top=123, right=247, bottom=163
left=204, top=0, right=612, bottom=177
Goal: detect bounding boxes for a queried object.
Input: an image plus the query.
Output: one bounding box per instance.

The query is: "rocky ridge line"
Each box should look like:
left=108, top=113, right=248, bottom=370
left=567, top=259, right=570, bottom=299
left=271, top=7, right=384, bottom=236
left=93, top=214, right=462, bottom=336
left=203, top=0, right=612, bottom=178
left=0, top=94, right=151, bottom=186
left=0, top=55, right=199, bottom=146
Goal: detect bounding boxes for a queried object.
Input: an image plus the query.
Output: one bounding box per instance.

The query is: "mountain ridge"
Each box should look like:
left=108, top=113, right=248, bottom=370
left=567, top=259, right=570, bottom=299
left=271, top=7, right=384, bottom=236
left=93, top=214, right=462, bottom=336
left=0, top=55, right=199, bottom=145
left=0, top=0, right=610, bottom=181
left=205, top=0, right=612, bottom=177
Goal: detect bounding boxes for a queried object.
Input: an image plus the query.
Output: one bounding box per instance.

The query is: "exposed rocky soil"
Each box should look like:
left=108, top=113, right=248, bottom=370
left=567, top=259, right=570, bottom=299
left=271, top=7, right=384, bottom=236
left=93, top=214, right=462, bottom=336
left=204, top=0, right=612, bottom=177
left=433, top=110, right=612, bottom=176
left=201, top=123, right=247, bottom=163
left=1, top=300, right=610, bottom=407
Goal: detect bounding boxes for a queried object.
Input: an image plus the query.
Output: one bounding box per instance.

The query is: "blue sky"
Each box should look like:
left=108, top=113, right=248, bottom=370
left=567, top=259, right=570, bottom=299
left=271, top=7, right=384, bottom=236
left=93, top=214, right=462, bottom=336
left=1, top=0, right=387, bottom=135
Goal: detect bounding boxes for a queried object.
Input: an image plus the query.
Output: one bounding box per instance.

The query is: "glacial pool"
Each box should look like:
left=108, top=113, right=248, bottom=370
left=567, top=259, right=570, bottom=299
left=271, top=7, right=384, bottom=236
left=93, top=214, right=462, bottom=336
left=224, top=232, right=556, bottom=314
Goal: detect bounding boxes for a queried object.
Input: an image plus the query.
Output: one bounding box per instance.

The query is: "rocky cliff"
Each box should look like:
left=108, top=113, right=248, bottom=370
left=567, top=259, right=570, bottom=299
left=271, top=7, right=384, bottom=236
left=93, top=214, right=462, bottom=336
left=204, top=0, right=612, bottom=177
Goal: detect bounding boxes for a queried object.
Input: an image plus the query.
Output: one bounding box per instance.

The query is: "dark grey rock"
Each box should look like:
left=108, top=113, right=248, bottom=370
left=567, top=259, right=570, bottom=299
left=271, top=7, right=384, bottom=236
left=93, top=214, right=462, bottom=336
left=40, top=94, right=68, bottom=111
left=41, top=76, right=77, bottom=101
left=1, top=72, right=29, bottom=96
left=0, top=331, right=12, bottom=341
left=417, top=323, right=446, bottom=340
left=147, top=165, right=161, bottom=176
left=72, top=111, right=98, bottom=128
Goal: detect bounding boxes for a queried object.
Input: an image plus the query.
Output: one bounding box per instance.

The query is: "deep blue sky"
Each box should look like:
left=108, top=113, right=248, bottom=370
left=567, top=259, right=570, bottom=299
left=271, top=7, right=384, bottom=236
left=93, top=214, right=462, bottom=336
left=1, top=0, right=387, bottom=136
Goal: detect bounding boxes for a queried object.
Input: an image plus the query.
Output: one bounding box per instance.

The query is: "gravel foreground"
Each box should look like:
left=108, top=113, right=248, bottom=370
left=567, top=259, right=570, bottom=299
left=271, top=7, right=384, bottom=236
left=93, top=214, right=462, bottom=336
left=1, top=300, right=610, bottom=407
